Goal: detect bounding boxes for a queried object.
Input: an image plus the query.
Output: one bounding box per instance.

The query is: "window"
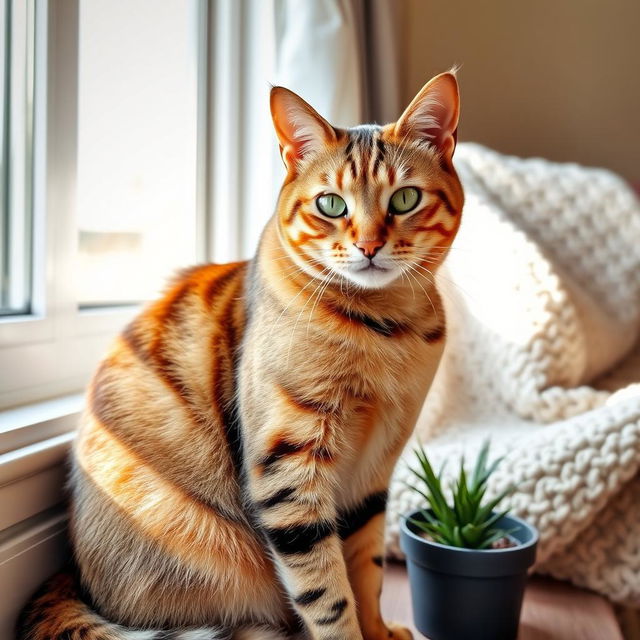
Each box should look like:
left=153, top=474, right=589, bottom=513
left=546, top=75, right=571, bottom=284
left=0, top=0, right=206, bottom=410
left=0, top=0, right=277, bottom=411
left=76, top=0, right=199, bottom=307
left=1, top=0, right=35, bottom=317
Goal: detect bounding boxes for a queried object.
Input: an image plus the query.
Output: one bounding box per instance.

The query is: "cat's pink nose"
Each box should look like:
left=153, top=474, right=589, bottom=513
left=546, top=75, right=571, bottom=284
left=354, top=240, right=385, bottom=258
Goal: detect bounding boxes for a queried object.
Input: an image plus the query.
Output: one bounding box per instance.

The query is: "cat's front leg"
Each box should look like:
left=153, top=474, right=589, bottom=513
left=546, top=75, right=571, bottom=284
left=244, top=395, right=363, bottom=640
left=342, top=498, right=413, bottom=640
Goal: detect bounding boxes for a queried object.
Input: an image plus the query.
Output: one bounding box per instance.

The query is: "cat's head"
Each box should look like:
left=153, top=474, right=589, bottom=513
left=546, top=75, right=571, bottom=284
left=270, top=71, right=464, bottom=289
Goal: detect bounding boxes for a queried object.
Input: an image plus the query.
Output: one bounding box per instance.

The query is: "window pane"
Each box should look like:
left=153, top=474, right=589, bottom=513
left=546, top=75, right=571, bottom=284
left=76, top=0, right=199, bottom=308
left=0, top=0, right=35, bottom=316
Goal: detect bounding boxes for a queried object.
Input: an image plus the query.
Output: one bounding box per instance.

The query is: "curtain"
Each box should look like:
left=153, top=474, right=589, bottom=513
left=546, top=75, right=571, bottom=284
left=273, top=0, right=403, bottom=128
left=237, top=0, right=404, bottom=256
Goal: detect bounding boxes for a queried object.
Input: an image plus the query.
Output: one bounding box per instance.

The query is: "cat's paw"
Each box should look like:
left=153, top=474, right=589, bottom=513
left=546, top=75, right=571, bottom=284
left=385, top=622, right=413, bottom=640
left=364, top=622, right=414, bottom=640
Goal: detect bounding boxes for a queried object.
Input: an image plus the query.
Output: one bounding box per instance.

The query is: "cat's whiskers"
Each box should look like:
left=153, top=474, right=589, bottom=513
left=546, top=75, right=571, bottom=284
left=269, top=265, right=331, bottom=336
left=429, top=245, right=471, bottom=252
left=285, top=266, right=332, bottom=366
left=274, top=262, right=316, bottom=286
left=399, top=267, right=416, bottom=302
left=403, top=261, right=438, bottom=320
left=270, top=252, right=323, bottom=268
left=270, top=250, right=326, bottom=282
left=278, top=262, right=316, bottom=280
left=306, top=270, right=337, bottom=338
left=407, top=258, right=475, bottom=313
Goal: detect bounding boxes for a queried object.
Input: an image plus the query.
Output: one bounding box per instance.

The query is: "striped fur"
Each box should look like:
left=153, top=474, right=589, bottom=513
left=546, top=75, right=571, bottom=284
left=18, top=72, right=463, bottom=640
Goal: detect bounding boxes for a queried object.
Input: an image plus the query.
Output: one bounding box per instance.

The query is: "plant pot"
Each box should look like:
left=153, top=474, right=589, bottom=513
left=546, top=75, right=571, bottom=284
left=400, top=510, right=538, bottom=640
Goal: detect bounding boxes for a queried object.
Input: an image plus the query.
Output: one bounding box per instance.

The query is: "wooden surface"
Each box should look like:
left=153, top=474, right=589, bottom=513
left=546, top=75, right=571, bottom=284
left=381, top=562, right=623, bottom=640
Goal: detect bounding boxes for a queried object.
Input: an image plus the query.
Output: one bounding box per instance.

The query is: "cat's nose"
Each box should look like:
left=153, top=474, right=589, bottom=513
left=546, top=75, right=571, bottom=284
left=354, top=240, right=385, bottom=258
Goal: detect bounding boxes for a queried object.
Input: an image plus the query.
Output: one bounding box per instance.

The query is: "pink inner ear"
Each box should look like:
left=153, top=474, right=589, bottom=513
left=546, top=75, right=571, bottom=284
left=396, top=73, right=460, bottom=157
left=407, top=92, right=457, bottom=147
left=271, top=87, right=337, bottom=169
left=424, top=98, right=456, bottom=143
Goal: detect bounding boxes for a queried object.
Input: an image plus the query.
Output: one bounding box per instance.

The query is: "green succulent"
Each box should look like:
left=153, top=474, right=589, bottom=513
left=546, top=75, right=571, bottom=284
left=406, top=440, right=515, bottom=549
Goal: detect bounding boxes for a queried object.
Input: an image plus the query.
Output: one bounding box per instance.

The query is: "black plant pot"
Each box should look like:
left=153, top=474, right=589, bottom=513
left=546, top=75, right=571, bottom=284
left=400, top=510, right=538, bottom=640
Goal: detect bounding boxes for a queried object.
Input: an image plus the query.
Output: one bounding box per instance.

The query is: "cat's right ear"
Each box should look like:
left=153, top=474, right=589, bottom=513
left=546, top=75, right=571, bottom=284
left=270, top=87, right=338, bottom=176
left=393, top=71, right=460, bottom=161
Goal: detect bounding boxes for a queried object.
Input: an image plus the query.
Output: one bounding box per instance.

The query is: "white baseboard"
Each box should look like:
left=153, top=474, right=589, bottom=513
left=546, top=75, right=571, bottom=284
left=0, top=419, right=75, bottom=637
left=0, top=432, right=73, bottom=532
left=0, top=509, right=69, bottom=639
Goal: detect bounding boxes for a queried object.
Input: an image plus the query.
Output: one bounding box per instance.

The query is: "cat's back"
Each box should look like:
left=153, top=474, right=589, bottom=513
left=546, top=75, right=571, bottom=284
left=68, top=260, right=278, bottom=626
left=78, top=259, right=249, bottom=461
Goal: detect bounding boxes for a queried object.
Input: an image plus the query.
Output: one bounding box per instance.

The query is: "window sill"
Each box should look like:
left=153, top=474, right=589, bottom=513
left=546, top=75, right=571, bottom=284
left=0, top=393, right=83, bottom=455
left=0, top=395, right=80, bottom=534
left=0, top=308, right=135, bottom=410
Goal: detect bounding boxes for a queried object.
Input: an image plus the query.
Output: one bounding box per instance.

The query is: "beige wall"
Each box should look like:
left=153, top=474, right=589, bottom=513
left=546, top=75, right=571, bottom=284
left=402, top=0, right=640, bottom=183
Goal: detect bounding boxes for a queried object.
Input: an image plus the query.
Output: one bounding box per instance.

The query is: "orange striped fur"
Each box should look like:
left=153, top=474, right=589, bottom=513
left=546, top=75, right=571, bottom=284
left=18, top=71, right=463, bottom=640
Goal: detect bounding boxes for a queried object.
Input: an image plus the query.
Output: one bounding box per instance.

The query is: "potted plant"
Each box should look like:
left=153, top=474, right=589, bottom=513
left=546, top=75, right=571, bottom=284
left=400, top=441, right=538, bottom=640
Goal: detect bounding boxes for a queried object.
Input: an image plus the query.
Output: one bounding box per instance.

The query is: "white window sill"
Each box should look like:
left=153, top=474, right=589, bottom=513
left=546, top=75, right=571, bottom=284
left=0, top=393, right=83, bottom=455
left=0, top=394, right=80, bottom=536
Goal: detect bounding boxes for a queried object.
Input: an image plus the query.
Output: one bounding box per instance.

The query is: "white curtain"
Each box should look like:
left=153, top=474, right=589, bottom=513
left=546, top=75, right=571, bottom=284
left=233, top=0, right=404, bottom=257
left=273, top=0, right=403, bottom=127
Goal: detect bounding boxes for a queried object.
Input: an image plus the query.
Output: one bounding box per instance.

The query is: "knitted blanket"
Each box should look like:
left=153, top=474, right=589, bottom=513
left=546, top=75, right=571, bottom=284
left=386, top=143, right=640, bottom=606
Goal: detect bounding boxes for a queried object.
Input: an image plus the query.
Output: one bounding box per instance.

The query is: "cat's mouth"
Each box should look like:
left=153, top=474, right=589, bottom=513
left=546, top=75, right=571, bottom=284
left=342, top=260, right=401, bottom=289
left=356, top=262, right=388, bottom=272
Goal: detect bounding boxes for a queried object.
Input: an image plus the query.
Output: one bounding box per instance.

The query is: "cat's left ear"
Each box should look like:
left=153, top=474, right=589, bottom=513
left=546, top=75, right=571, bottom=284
left=270, top=87, right=338, bottom=175
left=394, top=71, right=460, bottom=160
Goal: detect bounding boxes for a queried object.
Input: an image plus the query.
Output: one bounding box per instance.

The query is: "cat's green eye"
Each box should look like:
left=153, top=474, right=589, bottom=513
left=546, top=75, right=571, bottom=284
left=316, top=194, right=347, bottom=218
left=390, top=187, right=420, bottom=214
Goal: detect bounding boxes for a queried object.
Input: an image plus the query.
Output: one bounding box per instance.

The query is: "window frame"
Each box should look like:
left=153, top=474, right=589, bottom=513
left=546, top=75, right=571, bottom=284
left=0, top=0, right=210, bottom=410
left=1, top=0, right=36, bottom=317
left=0, top=0, right=278, bottom=414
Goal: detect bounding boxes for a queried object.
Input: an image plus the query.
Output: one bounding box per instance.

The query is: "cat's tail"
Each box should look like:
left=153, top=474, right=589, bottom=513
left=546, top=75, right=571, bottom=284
left=17, top=570, right=292, bottom=640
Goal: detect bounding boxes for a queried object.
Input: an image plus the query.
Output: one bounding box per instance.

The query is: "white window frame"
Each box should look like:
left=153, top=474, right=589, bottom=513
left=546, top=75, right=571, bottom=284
left=0, top=0, right=216, bottom=410
left=0, top=0, right=277, bottom=427
left=2, top=0, right=35, bottom=316
left=0, top=1, right=132, bottom=409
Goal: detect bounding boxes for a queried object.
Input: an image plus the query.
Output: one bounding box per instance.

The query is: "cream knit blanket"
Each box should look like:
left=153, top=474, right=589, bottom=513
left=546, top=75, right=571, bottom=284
left=386, top=143, right=640, bottom=606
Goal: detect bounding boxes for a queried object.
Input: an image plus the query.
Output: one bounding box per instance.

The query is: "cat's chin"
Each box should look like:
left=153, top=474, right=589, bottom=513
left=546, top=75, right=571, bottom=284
left=342, top=265, right=401, bottom=289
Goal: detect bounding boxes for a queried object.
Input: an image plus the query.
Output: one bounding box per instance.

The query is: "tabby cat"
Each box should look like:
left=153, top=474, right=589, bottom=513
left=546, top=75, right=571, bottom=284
left=18, top=70, right=463, bottom=640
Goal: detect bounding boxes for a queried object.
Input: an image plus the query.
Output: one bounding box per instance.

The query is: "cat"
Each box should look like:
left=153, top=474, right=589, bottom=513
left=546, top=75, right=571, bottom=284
left=17, top=70, right=464, bottom=640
